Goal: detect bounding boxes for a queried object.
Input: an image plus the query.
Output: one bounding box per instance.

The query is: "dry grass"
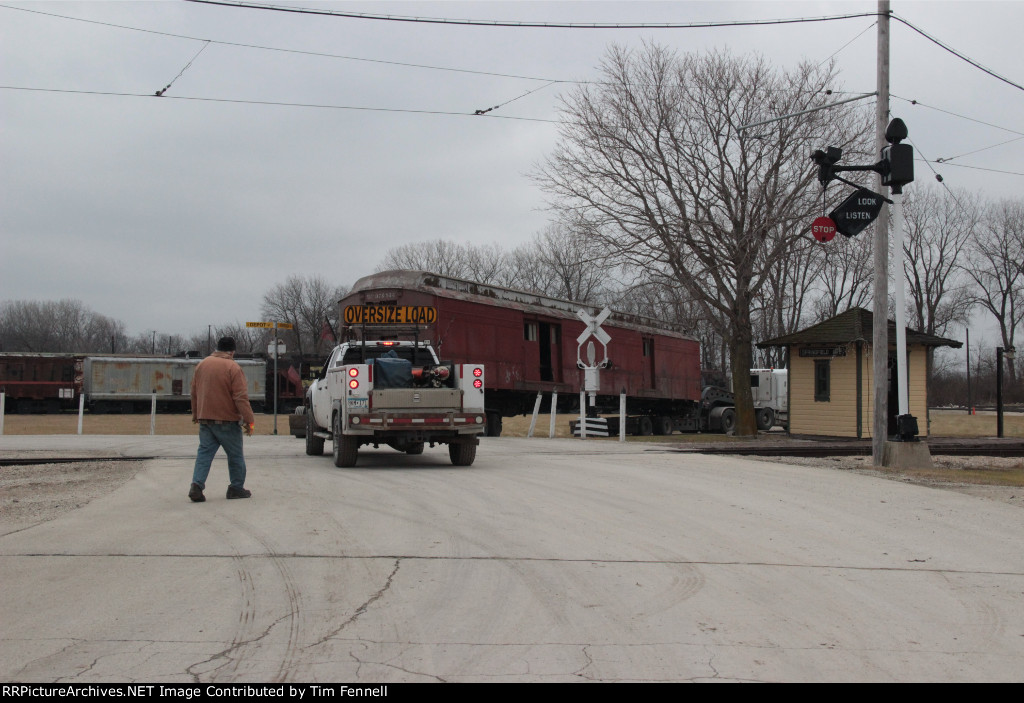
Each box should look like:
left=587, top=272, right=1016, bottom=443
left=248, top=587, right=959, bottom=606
left=927, top=409, right=1024, bottom=438
left=0, top=413, right=287, bottom=436
left=1, top=408, right=1020, bottom=440
left=886, top=463, right=1024, bottom=487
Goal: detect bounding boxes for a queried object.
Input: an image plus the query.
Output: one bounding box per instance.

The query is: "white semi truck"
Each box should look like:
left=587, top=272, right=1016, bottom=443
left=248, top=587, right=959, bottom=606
left=749, top=368, right=788, bottom=430
left=304, top=340, right=486, bottom=467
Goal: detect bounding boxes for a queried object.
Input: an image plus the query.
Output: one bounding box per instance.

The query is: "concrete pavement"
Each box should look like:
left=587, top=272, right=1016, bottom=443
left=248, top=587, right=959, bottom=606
left=1, top=434, right=1022, bottom=682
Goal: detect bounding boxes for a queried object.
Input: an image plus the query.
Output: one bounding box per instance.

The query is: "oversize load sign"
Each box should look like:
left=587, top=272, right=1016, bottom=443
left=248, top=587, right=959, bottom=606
left=830, top=188, right=885, bottom=237
left=344, top=305, right=437, bottom=325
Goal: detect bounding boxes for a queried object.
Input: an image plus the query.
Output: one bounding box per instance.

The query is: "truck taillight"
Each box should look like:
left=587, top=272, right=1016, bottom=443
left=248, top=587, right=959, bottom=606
left=473, top=379, right=482, bottom=389
left=348, top=368, right=359, bottom=377
left=473, top=368, right=482, bottom=377
left=349, top=379, right=359, bottom=389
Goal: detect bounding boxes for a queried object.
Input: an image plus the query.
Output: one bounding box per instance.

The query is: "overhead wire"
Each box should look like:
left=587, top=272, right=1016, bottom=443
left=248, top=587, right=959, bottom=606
left=0, top=85, right=560, bottom=122
left=182, top=1, right=881, bottom=30
left=3, top=2, right=1022, bottom=147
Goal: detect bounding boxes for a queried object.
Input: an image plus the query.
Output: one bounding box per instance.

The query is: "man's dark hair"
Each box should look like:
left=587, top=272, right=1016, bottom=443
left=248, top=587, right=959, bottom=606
left=217, top=336, right=237, bottom=352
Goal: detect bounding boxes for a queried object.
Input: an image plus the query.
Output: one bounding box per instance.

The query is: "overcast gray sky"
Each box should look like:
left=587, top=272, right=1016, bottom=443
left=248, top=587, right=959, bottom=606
left=2, top=1, right=1022, bottom=339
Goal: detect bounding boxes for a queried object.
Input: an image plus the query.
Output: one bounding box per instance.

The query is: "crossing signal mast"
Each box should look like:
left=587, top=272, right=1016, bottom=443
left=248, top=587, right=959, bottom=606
left=811, top=118, right=919, bottom=444
left=810, top=118, right=914, bottom=237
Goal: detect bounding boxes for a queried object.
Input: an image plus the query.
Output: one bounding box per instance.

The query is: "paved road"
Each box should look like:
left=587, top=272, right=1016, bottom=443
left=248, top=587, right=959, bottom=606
left=1, top=435, right=1022, bottom=682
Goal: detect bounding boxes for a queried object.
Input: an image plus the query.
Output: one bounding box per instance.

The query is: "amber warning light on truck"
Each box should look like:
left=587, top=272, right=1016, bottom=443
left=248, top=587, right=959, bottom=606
left=344, top=305, right=438, bottom=325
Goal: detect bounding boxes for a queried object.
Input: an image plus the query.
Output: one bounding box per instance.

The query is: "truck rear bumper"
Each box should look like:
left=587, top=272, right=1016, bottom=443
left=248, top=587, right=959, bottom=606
left=347, top=412, right=485, bottom=435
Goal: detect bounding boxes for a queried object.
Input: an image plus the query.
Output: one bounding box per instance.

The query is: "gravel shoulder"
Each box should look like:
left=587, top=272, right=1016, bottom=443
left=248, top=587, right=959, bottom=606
left=749, top=453, right=1024, bottom=508
left=0, top=460, right=143, bottom=534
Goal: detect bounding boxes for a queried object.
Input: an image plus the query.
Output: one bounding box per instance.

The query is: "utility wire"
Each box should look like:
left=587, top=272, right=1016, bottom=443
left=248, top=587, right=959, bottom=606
left=935, top=136, right=1024, bottom=164
left=0, top=85, right=559, bottom=122
left=0, top=3, right=566, bottom=84
left=182, top=2, right=1024, bottom=92
left=155, top=41, right=210, bottom=96
left=183, top=1, right=881, bottom=30
left=474, top=81, right=559, bottom=116
left=817, top=20, right=876, bottom=68
left=890, top=13, right=1024, bottom=93
left=892, top=94, right=1024, bottom=137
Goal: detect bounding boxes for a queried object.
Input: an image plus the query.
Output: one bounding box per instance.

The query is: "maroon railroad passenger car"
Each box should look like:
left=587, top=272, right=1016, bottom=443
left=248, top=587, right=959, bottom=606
left=338, top=270, right=703, bottom=433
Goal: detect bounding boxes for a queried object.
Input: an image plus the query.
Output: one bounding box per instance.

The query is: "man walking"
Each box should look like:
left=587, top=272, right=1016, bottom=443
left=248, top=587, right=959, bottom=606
left=188, top=336, right=256, bottom=502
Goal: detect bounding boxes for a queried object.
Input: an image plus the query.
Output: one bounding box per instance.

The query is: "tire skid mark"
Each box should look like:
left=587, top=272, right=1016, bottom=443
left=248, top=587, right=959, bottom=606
left=218, top=513, right=306, bottom=683
left=185, top=513, right=259, bottom=682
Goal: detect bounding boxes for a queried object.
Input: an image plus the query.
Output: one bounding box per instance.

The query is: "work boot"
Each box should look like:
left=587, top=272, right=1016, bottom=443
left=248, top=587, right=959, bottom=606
left=188, top=483, right=205, bottom=503
left=226, top=486, right=252, bottom=500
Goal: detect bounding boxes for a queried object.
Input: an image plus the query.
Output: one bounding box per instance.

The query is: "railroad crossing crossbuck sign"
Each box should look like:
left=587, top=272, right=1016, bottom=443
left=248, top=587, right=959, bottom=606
left=577, top=308, right=612, bottom=395
left=577, top=307, right=611, bottom=368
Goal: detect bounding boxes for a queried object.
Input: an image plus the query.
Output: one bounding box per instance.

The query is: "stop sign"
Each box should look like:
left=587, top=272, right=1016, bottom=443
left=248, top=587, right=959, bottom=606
left=811, top=216, right=837, bottom=242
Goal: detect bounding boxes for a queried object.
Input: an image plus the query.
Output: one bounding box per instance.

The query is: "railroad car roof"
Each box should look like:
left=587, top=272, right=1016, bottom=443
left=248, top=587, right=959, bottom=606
left=345, top=270, right=697, bottom=341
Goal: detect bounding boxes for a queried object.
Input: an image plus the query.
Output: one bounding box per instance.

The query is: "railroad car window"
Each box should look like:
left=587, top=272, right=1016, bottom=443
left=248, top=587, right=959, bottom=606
left=642, top=338, right=653, bottom=357
left=814, top=360, right=830, bottom=402
left=524, top=322, right=538, bottom=342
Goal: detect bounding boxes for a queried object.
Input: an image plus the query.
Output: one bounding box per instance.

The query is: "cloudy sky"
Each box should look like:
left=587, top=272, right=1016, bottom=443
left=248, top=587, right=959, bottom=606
left=2, top=1, right=1022, bottom=339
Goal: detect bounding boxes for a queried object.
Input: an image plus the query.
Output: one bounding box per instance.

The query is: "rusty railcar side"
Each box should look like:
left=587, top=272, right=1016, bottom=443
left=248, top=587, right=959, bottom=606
left=338, top=270, right=703, bottom=420
left=0, top=353, right=84, bottom=412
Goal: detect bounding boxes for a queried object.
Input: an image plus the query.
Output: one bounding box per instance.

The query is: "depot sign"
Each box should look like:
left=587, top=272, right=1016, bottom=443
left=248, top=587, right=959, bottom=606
left=830, top=188, right=885, bottom=237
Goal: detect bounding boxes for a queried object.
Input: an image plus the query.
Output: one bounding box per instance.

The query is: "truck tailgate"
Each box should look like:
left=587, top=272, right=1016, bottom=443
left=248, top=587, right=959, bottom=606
left=370, top=388, right=461, bottom=410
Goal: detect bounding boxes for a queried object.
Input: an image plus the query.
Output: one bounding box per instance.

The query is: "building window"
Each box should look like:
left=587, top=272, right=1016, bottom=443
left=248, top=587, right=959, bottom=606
left=524, top=322, right=538, bottom=342
left=814, top=359, right=830, bottom=402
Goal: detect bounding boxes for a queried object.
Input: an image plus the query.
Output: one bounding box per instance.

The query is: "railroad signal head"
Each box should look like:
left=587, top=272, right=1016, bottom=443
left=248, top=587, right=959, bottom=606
left=812, top=146, right=843, bottom=185
left=881, top=118, right=914, bottom=190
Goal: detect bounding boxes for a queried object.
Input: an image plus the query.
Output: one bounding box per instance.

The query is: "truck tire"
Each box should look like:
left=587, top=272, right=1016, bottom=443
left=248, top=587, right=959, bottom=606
left=638, top=416, right=654, bottom=436
left=332, top=415, right=358, bottom=467
left=720, top=408, right=737, bottom=434
left=449, top=442, right=476, bottom=466
left=406, top=442, right=425, bottom=455
left=485, top=412, right=503, bottom=437
left=756, top=407, right=775, bottom=431
left=305, top=410, right=324, bottom=456
left=655, top=416, right=673, bottom=435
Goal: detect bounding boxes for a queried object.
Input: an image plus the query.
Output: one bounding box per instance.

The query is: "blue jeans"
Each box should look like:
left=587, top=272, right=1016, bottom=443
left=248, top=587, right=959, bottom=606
left=192, top=422, right=247, bottom=490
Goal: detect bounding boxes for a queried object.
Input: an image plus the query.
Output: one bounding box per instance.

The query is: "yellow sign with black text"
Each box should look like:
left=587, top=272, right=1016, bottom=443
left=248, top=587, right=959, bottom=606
left=344, top=305, right=437, bottom=326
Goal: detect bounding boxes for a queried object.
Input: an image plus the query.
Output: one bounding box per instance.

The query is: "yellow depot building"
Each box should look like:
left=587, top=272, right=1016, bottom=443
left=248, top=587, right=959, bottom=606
left=758, top=307, right=961, bottom=439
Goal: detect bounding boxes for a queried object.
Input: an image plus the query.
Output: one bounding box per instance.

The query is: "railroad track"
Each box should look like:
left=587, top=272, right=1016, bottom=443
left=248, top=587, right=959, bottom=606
left=671, top=441, right=1024, bottom=458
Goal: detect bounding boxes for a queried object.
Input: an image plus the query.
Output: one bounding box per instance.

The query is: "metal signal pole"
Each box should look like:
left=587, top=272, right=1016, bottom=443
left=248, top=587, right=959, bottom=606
left=872, top=0, right=891, bottom=465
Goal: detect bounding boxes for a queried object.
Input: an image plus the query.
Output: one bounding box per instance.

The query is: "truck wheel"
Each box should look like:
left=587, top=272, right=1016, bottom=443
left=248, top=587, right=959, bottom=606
left=720, top=408, right=737, bottom=434
left=332, top=415, right=358, bottom=467
left=638, top=416, right=654, bottom=436
left=655, top=416, right=673, bottom=435
left=756, top=407, right=775, bottom=431
left=485, top=412, right=503, bottom=437
left=305, top=410, right=324, bottom=456
left=406, top=442, right=425, bottom=455
left=449, top=442, right=476, bottom=466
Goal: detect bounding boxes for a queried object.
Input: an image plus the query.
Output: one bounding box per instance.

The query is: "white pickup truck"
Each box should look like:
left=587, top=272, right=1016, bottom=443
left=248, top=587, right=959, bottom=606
left=304, top=340, right=485, bottom=467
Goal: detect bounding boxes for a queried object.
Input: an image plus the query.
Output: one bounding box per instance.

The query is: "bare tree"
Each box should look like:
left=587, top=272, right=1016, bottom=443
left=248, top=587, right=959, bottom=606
left=966, top=198, right=1024, bottom=387
left=902, top=186, right=977, bottom=336
left=378, top=239, right=513, bottom=285
left=261, top=275, right=348, bottom=358
left=0, top=299, right=126, bottom=353
left=809, top=228, right=874, bottom=322
left=507, top=220, right=612, bottom=303
left=536, top=45, right=864, bottom=435
left=755, top=232, right=824, bottom=366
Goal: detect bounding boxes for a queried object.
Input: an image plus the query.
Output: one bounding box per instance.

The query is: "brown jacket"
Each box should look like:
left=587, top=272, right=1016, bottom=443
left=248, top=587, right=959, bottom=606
left=191, top=351, right=256, bottom=425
